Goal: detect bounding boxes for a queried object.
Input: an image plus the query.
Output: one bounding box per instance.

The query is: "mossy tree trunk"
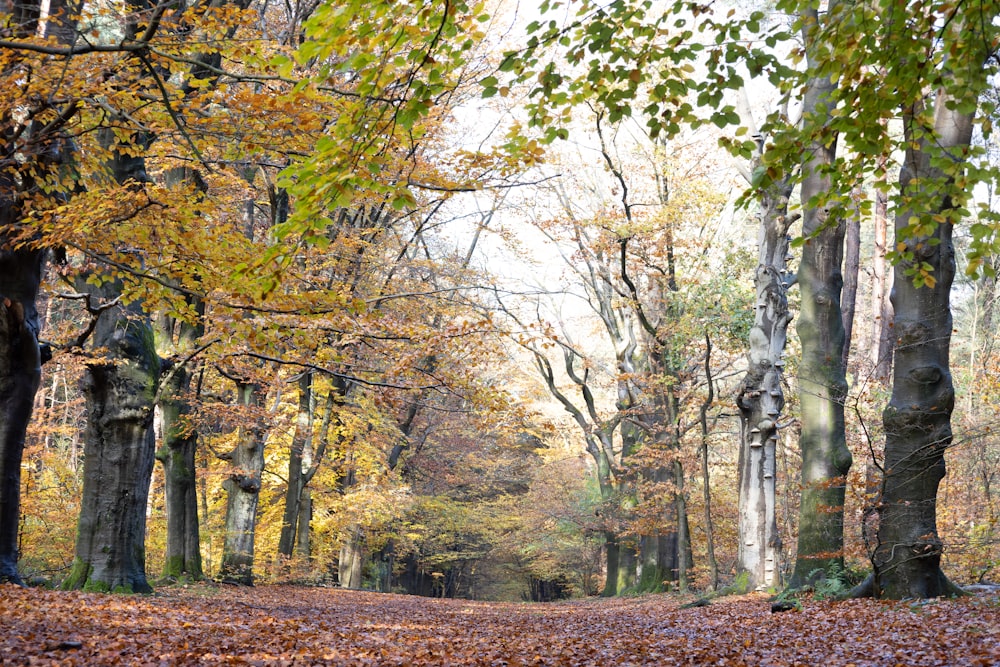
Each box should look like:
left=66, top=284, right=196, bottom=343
left=155, top=349, right=203, bottom=581
left=64, top=93, right=159, bottom=593
left=789, top=2, right=853, bottom=588
left=602, top=531, right=620, bottom=597
left=154, top=271, right=205, bottom=580
left=154, top=166, right=208, bottom=581
left=64, top=292, right=160, bottom=594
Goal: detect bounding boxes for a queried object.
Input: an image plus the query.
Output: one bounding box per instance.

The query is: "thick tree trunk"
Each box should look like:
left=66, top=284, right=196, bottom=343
left=638, top=474, right=679, bottom=593
left=790, top=10, right=852, bottom=587
left=0, top=250, right=44, bottom=584
left=638, top=535, right=664, bottom=591
left=296, top=488, right=312, bottom=557
left=794, top=154, right=855, bottom=587
left=219, top=381, right=266, bottom=585
left=63, top=295, right=160, bottom=593
left=154, top=280, right=206, bottom=581
left=614, top=536, right=637, bottom=593
left=736, top=168, right=793, bottom=591
left=154, top=167, right=208, bottom=581
left=0, top=0, right=73, bottom=584
left=792, top=186, right=852, bottom=586
left=873, top=94, right=975, bottom=599
left=64, top=110, right=159, bottom=593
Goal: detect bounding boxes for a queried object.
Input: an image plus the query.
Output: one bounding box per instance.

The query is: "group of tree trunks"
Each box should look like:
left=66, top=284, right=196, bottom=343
left=0, top=0, right=997, bottom=601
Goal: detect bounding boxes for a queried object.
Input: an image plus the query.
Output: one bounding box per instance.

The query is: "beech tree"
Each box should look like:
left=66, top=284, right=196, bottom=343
left=155, top=286, right=206, bottom=581
left=734, top=125, right=795, bottom=592
left=63, top=121, right=162, bottom=592
left=0, top=0, right=75, bottom=586
left=787, top=0, right=853, bottom=588
left=9, top=0, right=1000, bottom=599
left=491, top=0, right=1000, bottom=600
left=860, top=0, right=999, bottom=598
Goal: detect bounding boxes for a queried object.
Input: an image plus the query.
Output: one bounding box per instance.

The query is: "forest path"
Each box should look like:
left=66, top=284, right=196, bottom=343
left=1, top=583, right=997, bottom=665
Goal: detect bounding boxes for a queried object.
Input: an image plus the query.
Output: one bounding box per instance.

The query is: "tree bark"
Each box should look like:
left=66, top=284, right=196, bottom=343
left=873, top=94, right=975, bottom=600
left=613, top=536, right=637, bottom=594
left=789, top=3, right=852, bottom=588
left=871, top=155, right=895, bottom=385
left=278, top=373, right=313, bottom=559
left=64, top=96, right=159, bottom=593
left=602, top=531, right=620, bottom=597
left=154, top=284, right=205, bottom=581
left=338, top=526, right=364, bottom=589
left=155, top=356, right=203, bottom=580
left=0, top=253, right=44, bottom=584
left=842, top=196, right=861, bottom=372
left=63, top=292, right=160, bottom=594
left=736, top=139, right=794, bottom=591
left=0, top=0, right=73, bottom=584
left=219, top=380, right=266, bottom=585
left=699, top=333, right=719, bottom=591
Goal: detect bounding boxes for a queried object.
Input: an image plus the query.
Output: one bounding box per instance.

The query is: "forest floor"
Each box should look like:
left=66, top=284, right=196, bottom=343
left=1, top=583, right=998, bottom=666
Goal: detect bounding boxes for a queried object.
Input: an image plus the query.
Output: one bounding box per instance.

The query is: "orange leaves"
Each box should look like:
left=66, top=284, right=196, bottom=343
left=1, top=586, right=999, bottom=665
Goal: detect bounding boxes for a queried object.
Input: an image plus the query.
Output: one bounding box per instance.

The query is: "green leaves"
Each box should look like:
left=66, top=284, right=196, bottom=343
left=276, top=0, right=488, bottom=242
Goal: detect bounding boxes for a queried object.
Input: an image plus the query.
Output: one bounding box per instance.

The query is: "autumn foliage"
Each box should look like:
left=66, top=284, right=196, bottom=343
left=4, top=0, right=1000, bottom=624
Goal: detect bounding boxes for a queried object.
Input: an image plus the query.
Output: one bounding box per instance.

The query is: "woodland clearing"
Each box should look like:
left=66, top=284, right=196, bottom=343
left=0, top=584, right=997, bottom=666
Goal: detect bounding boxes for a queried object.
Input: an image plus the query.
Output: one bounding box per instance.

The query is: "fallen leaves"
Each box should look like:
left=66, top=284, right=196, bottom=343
left=0, top=584, right=998, bottom=666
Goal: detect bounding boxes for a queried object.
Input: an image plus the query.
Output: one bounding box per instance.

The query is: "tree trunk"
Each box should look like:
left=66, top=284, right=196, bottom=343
left=64, top=109, right=159, bottom=593
left=736, top=156, right=793, bottom=591
left=699, top=333, right=719, bottom=590
left=0, top=0, right=73, bottom=584
left=673, top=460, right=690, bottom=592
left=842, top=196, right=861, bottom=372
left=155, top=359, right=203, bottom=580
left=0, top=251, right=44, bottom=584
left=638, top=535, right=664, bottom=591
left=615, top=536, right=637, bottom=593
left=338, top=526, right=364, bottom=589
left=278, top=373, right=313, bottom=559
left=63, top=293, right=160, bottom=594
left=602, top=531, right=620, bottom=597
left=219, top=380, right=266, bottom=585
left=792, top=192, right=852, bottom=586
left=873, top=90, right=976, bottom=599
left=790, top=7, right=852, bottom=588
left=296, top=487, right=312, bottom=557
left=154, top=286, right=205, bottom=581
left=871, top=154, right=894, bottom=384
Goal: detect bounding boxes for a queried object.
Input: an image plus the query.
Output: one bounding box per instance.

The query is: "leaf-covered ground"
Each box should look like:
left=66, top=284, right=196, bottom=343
left=1, top=584, right=997, bottom=666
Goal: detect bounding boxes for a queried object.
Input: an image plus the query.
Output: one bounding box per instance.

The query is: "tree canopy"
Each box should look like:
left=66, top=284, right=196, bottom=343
left=2, top=0, right=1000, bottom=604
